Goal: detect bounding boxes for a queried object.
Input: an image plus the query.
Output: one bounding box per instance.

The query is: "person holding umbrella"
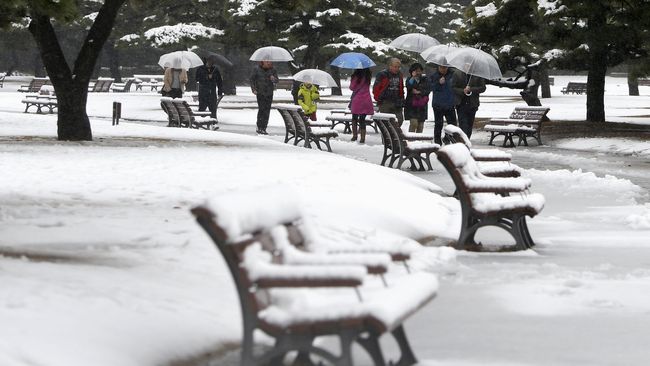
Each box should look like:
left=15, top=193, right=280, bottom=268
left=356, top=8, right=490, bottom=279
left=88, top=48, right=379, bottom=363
left=373, top=58, right=405, bottom=126
left=349, top=68, right=374, bottom=143
left=452, top=71, right=486, bottom=138
left=249, top=60, right=278, bottom=135
left=196, top=57, right=223, bottom=119
left=430, top=64, right=457, bottom=144
left=162, top=56, right=188, bottom=99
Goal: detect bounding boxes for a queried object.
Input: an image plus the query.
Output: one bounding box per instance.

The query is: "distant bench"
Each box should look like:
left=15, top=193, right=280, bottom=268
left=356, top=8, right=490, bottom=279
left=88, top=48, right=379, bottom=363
left=22, top=95, right=58, bottom=114
left=483, top=106, right=550, bottom=147
left=18, top=78, right=50, bottom=93
left=0, top=73, right=5, bottom=88
left=275, top=77, right=294, bottom=90
left=325, top=109, right=378, bottom=134
left=638, top=79, right=650, bottom=87
left=561, top=82, right=587, bottom=95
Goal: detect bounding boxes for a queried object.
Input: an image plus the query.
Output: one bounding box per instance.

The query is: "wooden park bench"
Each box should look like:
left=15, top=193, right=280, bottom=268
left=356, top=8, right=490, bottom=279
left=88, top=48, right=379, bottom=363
left=109, top=78, right=135, bottom=93
left=88, top=78, right=114, bottom=92
left=275, top=105, right=300, bottom=145
left=638, top=78, right=650, bottom=87
left=373, top=113, right=439, bottom=171
left=0, top=73, right=5, bottom=88
left=191, top=188, right=438, bottom=365
left=548, top=77, right=554, bottom=86
left=437, top=143, right=545, bottom=251
left=444, top=124, right=522, bottom=178
left=21, top=94, right=58, bottom=114
left=275, top=77, right=294, bottom=90
left=560, top=82, right=587, bottom=95
left=161, top=98, right=218, bottom=130
left=483, top=106, right=550, bottom=147
left=276, top=104, right=338, bottom=152
left=18, top=77, right=49, bottom=93
left=325, top=109, right=378, bottom=134
left=172, top=99, right=218, bottom=130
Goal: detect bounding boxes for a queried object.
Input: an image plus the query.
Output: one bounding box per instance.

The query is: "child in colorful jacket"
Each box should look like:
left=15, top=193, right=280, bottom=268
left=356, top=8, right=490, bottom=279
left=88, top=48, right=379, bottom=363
left=297, top=82, right=320, bottom=121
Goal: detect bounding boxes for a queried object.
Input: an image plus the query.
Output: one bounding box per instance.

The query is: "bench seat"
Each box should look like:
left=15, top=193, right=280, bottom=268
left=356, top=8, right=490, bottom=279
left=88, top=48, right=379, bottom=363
left=485, top=106, right=550, bottom=147
left=260, top=272, right=438, bottom=334
left=471, top=192, right=545, bottom=216
left=21, top=96, right=58, bottom=114
left=476, top=161, right=523, bottom=178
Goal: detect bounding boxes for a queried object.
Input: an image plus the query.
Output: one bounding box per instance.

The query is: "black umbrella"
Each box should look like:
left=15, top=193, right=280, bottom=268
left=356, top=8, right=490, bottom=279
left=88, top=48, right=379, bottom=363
left=205, top=52, right=234, bottom=69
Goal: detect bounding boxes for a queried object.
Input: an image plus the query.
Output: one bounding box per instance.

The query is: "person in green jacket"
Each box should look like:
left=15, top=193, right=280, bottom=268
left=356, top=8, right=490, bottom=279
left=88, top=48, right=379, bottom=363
left=297, top=82, right=320, bottom=121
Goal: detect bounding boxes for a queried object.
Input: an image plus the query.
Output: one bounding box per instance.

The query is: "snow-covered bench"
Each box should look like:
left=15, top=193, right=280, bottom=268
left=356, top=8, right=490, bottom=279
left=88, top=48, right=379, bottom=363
left=373, top=113, right=439, bottom=171
left=18, top=77, right=49, bottom=93
left=274, top=104, right=301, bottom=145
left=283, top=105, right=338, bottom=152
left=561, top=81, right=587, bottom=95
left=325, top=109, right=378, bottom=134
left=172, top=99, right=218, bottom=130
left=21, top=95, right=58, bottom=114
left=191, top=188, right=437, bottom=365
left=437, top=143, right=545, bottom=251
left=444, top=124, right=522, bottom=178
left=110, top=78, right=135, bottom=93
left=483, top=106, right=550, bottom=147
left=0, top=73, right=5, bottom=88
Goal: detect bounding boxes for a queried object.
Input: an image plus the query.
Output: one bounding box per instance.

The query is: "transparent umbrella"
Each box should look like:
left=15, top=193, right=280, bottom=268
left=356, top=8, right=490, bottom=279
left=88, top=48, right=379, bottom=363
left=389, top=33, right=440, bottom=53
left=158, top=51, right=203, bottom=70
left=249, top=46, right=293, bottom=62
left=293, top=69, right=337, bottom=87
left=420, top=44, right=460, bottom=66
left=445, top=47, right=502, bottom=81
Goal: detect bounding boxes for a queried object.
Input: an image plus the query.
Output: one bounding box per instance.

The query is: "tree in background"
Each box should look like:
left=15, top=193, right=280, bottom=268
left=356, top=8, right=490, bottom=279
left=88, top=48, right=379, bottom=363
left=396, top=0, right=465, bottom=44
left=0, top=0, right=128, bottom=141
left=542, top=0, right=649, bottom=122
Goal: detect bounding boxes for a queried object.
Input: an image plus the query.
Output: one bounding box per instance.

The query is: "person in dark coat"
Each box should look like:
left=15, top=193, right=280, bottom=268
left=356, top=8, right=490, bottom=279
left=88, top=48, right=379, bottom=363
left=404, top=63, right=431, bottom=133
left=196, top=58, right=223, bottom=119
left=372, top=58, right=405, bottom=126
left=430, top=65, right=457, bottom=144
left=249, top=61, right=278, bottom=135
left=453, top=70, right=486, bottom=138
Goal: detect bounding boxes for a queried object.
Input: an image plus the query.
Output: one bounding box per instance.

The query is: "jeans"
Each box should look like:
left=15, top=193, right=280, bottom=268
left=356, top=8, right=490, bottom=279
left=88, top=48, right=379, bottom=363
left=456, top=104, right=478, bottom=138
left=433, top=107, right=457, bottom=143
left=256, top=93, right=273, bottom=130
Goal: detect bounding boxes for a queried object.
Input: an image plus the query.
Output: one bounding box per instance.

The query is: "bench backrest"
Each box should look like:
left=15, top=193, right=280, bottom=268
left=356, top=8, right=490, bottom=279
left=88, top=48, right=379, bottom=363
left=287, top=108, right=310, bottom=135
left=277, top=108, right=296, bottom=134
left=90, top=79, right=105, bottom=92
left=160, top=98, right=180, bottom=126
left=373, top=116, right=397, bottom=153
left=443, top=124, right=472, bottom=147
left=100, top=79, right=113, bottom=92
left=172, top=99, right=195, bottom=127
left=29, top=78, right=49, bottom=92
left=508, top=107, right=550, bottom=121
left=566, top=82, right=587, bottom=89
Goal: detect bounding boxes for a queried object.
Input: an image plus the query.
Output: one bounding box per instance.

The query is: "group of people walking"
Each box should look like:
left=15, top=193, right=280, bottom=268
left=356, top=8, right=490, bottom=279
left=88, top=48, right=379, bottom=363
left=361, top=57, right=485, bottom=145
left=245, top=57, right=485, bottom=142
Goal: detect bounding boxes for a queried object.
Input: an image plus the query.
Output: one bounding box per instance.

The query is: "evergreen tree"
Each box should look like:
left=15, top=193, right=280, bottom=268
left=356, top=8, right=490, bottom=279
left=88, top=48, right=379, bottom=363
left=0, top=0, right=128, bottom=141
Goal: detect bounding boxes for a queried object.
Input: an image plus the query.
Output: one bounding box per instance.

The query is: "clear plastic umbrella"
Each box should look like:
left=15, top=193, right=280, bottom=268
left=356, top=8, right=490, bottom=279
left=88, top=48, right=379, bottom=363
left=249, top=46, right=293, bottom=62
left=445, top=47, right=502, bottom=80
left=158, top=51, right=203, bottom=70
left=389, top=33, right=440, bottom=53
left=420, top=44, right=460, bottom=66
left=293, top=69, right=337, bottom=87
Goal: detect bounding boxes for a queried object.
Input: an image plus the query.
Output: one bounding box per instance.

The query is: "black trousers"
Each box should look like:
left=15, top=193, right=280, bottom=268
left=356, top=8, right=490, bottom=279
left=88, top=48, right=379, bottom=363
left=433, top=107, right=457, bottom=143
left=198, top=84, right=217, bottom=118
left=168, top=88, right=182, bottom=99
left=256, top=93, right=273, bottom=130
left=457, top=104, right=478, bottom=138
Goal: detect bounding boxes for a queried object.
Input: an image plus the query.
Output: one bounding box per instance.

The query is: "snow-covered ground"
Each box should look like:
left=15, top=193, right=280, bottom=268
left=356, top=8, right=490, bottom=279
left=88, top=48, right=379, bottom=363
left=0, top=75, right=649, bottom=366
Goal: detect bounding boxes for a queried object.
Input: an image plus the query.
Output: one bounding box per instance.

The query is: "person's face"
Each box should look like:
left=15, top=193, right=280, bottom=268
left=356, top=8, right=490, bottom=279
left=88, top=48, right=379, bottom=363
left=262, top=61, right=273, bottom=69
left=411, top=68, right=423, bottom=78
left=438, top=66, right=448, bottom=75
left=389, top=62, right=401, bottom=74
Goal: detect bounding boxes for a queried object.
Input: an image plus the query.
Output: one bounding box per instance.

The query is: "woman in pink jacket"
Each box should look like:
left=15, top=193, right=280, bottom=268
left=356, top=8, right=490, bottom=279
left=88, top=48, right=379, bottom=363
left=349, top=68, right=374, bottom=143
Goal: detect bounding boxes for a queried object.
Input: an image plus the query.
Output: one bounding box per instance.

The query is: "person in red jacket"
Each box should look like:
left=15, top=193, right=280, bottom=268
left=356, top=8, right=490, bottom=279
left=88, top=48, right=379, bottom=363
left=372, top=58, right=405, bottom=126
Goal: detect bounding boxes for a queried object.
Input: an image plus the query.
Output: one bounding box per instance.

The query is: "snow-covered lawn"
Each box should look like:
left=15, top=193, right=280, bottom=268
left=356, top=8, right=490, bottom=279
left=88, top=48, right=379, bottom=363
left=0, top=75, right=649, bottom=365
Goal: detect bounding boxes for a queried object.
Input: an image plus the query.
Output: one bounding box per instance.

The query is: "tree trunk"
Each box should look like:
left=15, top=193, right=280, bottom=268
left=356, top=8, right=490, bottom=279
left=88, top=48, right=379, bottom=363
left=33, top=51, right=45, bottom=77
left=330, top=65, right=342, bottom=96
left=586, top=11, right=607, bottom=123
left=28, top=0, right=127, bottom=141
left=627, top=74, right=639, bottom=96
left=105, top=39, right=122, bottom=82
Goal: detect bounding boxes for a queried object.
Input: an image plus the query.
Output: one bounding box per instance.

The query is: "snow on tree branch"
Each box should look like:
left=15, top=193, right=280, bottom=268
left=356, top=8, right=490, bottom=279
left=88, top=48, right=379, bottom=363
left=325, top=32, right=392, bottom=57
left=144, top=23, right=223, bottom=47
